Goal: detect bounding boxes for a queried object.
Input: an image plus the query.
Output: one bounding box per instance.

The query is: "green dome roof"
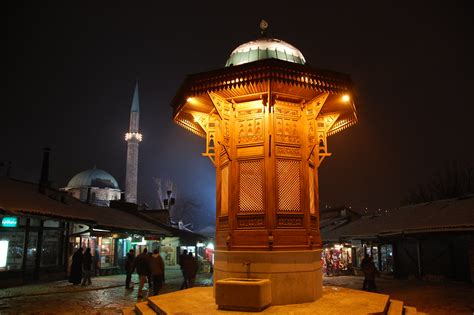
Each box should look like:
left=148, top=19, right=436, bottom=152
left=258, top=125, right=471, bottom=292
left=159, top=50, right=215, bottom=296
left=67, top=169, right=119, bottom=189
left=225, top=38, right=306, bottom=67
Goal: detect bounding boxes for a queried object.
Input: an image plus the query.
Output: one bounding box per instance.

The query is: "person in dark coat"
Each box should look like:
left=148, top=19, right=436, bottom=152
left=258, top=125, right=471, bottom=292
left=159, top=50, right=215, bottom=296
left=183, top=252, right=199, bottom=288
left=360, top=254, right=369, bottom=290
left=69, top=247, right=83, bottom=285
left=134, top=248, right=150, bottom=298
left=362, top=255, right=379, bottom=292
left=125, top=249, right=136, bottom=290
left=149, top=248, right=165, bottom=296
left=82, top=248, right=93, bottom=286
left=179, top=249, right=189, bottom=289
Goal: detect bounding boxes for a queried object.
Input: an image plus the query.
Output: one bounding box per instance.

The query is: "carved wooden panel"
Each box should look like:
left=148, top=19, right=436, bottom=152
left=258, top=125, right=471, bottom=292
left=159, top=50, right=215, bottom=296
left=219, top=216, right=229, bottom=229
left=275, top=117, right=300, bottom=144
left=237, top=118, right=264, bottom=144
left=238, top=159, right=264, bottom=213
left=310, top=215, right=318, bottom=229
left=309, top=166, right=315, bottom=214
left=274, top=105, right=299, bottom=117
left=305, top=93, right=328, bottom=144
left=307, top=119, right=316, bottom=144
left=275, top=146, right=301, bottom=158
left=209, top=92, right=232, bottom=118
left=237, top=215, right=265, bottom=229
left=236, top=107, right=263, bottom=117
left=220, top=165, right=229, bottom=215
left=222, top=118, right=230, bottom=143
left=276, top=159, right=301, bottom=212
left=237, top=146, right=264, bottom=158
left=277, top=214, right=304, bottom=228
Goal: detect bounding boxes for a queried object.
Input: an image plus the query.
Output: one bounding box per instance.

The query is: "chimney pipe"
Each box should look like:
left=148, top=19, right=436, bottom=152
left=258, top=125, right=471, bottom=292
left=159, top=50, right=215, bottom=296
left=39, top=147, right=51, bottom=194
left=0, top=161, right=11, bottom=177
left=6, top=161, right=11, bottom=178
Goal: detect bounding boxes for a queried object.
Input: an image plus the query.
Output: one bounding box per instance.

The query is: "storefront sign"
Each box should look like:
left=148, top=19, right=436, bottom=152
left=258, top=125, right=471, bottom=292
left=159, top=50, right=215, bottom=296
left=144, top=235, right=160, bottom=241
left=1, top=217, right=17, bottom=228
left=130, top=235, right=146, bottom=245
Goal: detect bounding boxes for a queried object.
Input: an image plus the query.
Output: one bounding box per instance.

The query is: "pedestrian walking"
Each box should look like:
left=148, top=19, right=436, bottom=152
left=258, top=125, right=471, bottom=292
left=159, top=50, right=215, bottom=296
left=69, top=247, right=83, bottom=285
left=93, top=248, right=100, bottom=276
left=149, top=248, right=165, bottom=296
left=81, top=248, right=93, bottom=286
left=179, top=249, right=189, bottom=289
left=362, top=255, right=379, bottom=292
left=125, top=249, right=136, bottom=290
left=183, top=252, right=198, bottom=288
left=360, top=254, right=369, bottom=290
left=134, top=248, right=151, bottom=298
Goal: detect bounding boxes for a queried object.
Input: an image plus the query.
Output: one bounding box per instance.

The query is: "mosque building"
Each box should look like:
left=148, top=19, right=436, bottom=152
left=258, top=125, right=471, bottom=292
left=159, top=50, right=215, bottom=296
left=61, top=168, right=121, bottom=207
left=61, top=82, right=141, bottom=206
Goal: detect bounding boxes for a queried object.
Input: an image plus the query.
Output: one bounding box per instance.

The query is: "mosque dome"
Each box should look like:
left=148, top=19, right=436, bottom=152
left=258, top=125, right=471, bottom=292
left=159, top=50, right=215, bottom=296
left=225, top=37, right=306, bottom=67
left=66, top=168, right=119, bottom=190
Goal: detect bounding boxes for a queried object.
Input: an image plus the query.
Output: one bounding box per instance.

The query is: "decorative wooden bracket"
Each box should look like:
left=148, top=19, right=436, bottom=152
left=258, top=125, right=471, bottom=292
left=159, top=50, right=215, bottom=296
left=218, top=141, right=232, bottom=162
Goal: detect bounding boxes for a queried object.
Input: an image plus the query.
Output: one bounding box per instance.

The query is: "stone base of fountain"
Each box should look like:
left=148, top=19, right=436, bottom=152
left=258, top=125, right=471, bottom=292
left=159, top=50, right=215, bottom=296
left=215, top=278, right=272, bottom=311
left=213, top=249, right=323, bottom=305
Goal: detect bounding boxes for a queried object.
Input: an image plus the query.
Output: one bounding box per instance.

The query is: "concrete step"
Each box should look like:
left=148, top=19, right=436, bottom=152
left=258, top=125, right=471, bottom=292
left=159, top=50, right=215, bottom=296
left=135, top=301, right=156, bottom=315
left=147, top=296, right=164, bottom=314
left=388, top=299, right=404, bottom=315
left=122, top=306, right=136, bottom=315
left=404, top=305, right=417, bottom=315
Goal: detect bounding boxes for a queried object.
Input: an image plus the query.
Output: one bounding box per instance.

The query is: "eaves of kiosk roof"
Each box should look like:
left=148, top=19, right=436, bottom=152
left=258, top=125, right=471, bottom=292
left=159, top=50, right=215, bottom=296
left=321, top=195, right=474, bottom=242
left=171, top=58, right=357, bottom=138
left=0, top=177, right=170, bottom=236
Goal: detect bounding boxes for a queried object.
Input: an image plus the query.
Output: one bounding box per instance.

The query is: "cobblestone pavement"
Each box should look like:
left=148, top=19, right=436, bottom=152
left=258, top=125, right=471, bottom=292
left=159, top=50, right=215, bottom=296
left=1, top=273, right=472, bottom=314
left=323, top=275, right=474, bottom=315
left=0, top=269, right=212, bottom=314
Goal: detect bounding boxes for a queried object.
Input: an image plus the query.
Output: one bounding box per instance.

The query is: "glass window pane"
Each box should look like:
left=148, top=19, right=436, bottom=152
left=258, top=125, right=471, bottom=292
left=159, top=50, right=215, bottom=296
left=0, top=230, right=25, bottom=271
left=41, top=230, right=61, bottom=266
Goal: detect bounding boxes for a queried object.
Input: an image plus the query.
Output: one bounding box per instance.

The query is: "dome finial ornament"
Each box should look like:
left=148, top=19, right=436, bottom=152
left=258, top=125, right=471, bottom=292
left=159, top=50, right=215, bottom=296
left=260, top=19, right=268, bottom=36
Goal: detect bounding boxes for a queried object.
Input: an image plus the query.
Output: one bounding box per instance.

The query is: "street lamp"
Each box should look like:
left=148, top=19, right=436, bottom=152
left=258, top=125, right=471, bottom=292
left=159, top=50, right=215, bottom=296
left=163, top=189, right=175, bottom=226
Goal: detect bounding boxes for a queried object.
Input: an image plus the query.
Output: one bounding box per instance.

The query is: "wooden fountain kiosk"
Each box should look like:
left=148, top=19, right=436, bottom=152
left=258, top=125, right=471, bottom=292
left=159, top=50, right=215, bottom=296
left=171, top=31, right=357, bottom=306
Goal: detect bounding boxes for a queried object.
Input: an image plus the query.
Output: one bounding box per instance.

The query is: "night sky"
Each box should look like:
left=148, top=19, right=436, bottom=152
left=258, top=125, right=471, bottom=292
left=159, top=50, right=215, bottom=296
left=5, top=1, right=474, bottom=228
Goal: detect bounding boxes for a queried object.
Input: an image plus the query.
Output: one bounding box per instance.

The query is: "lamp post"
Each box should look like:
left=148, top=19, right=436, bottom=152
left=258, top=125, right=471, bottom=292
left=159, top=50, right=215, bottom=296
left=163, top=189, right=175, bottom=226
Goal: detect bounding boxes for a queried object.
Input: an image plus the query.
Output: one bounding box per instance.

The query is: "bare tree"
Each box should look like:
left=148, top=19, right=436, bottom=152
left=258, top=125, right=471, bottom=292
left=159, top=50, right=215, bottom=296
left=153, top=177, right=164, bottom=209
left=403, top=161, right=474, bottom=205
left=170, top=195, right=202, bottom=229
left=153, top=178, right=178, bottom=210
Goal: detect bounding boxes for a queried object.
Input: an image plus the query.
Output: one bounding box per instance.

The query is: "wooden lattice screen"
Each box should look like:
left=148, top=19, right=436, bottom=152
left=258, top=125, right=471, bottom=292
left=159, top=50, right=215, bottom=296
left=238, top=159, right=264, bottom=213
left=276, top=159, right=301, bottom=212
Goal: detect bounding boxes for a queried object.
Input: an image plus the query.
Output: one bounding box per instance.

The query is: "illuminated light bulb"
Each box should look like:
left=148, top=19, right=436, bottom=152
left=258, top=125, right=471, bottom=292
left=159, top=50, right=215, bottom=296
left=187, top=97, right=194, bottom=103
left=342, top=94, right=350, bottom=102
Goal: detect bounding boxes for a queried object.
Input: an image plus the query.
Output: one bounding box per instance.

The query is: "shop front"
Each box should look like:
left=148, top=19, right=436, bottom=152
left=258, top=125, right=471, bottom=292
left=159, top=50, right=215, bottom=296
left=0, top=215, right=67, bottom=287
left=351, top=240, right=394, bottom=275
left=69, top=226, right=131, bottom=275
left=322, top=243, right=353, bottom=276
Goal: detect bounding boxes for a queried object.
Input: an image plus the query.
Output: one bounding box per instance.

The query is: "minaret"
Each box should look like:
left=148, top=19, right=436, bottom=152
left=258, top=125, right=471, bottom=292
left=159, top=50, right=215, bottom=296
left=125, top=82, right=142, bottom=203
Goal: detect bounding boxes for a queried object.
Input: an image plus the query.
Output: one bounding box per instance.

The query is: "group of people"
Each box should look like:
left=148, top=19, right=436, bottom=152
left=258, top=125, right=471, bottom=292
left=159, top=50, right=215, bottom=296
left=361, top=254, right=380, bottom=292
left=125, top=248, right=165, bottom=299
left=69, top=247, right=94, bottom=286
left=179, top=250, right=199, bottom=289
left=70, top=246, right=198, bottom=298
